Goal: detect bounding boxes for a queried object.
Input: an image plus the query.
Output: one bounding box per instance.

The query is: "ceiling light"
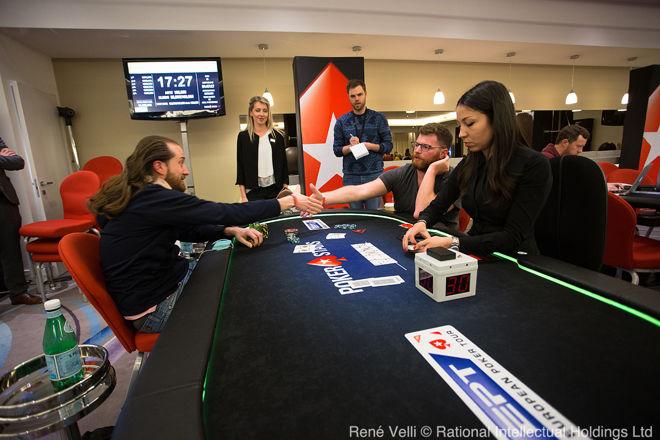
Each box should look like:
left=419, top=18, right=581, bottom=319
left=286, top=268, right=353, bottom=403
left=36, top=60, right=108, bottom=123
left=432, top=49, right=446, bottom=105
left=258, top=43, right=274, bottom=107
left=621, top=56, right=637, bottom=106
left=506, top=52, right=516, bottom=105
left=565, top=55, right=579, bottom=105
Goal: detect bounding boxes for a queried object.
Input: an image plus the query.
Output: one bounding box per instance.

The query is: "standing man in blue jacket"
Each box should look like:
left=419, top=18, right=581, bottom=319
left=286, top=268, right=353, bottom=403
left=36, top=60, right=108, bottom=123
left=333, top=79, right=393, bottom=210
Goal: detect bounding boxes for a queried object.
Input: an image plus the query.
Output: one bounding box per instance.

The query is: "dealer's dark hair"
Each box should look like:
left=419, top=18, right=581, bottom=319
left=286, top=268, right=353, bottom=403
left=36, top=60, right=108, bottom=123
left=89, top=135, right=176, bottom=218
left=456, top=80, right=518, bottom=201
left=346, top=79, right=366, bottom=93
left=418, top=123, right=453, bottom=149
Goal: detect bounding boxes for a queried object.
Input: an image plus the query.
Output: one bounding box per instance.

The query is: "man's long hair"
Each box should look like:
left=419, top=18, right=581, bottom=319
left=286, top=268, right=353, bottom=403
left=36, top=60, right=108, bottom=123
left=89, top=135, right=176, bottom=218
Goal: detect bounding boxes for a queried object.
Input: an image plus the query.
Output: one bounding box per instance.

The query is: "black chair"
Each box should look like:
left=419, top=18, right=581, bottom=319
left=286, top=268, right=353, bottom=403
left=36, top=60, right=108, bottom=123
left=534, top=155, right=607, bottom=271
left=285, top=146, right=298, bottom=175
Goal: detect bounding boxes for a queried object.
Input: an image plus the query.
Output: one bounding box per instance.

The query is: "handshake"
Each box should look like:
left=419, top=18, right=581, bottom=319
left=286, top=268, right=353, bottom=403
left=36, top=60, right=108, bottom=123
left=275, top=183, right=328, bottom=217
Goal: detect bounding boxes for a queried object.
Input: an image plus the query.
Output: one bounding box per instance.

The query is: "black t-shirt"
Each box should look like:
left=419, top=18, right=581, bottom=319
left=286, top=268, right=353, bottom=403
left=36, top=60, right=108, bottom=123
left=99, top=184, right=280, bottom=316
left=379, top=164, right=458, bottom=229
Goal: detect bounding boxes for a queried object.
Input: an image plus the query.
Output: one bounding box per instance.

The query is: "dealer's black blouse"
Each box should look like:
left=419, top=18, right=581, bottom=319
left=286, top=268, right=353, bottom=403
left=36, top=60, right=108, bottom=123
left=419, top=145, right=552, bottom=255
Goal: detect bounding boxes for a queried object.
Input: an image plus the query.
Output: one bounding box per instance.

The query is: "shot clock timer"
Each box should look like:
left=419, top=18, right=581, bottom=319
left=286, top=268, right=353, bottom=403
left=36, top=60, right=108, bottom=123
left=414, top=248, right=478, bottom=302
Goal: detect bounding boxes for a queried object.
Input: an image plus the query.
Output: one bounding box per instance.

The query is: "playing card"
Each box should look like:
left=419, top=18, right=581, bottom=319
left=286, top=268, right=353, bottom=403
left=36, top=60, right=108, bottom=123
left=326, top=233, right=346, bottom=239
left=293, top=244, right=316, bottom=253
left=302, top=219, right=330, bottom=230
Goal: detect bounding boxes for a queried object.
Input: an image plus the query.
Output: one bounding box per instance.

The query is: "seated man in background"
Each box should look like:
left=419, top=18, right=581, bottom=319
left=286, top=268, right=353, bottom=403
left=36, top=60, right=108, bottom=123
left=89, top=135, right=322, bottom=333
left=541, top=124, right=590, bottom=159
left=311, top=123, right=459, bottom=230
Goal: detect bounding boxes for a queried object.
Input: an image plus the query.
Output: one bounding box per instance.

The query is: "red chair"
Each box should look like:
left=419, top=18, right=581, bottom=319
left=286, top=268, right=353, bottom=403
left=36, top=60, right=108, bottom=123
left=83, top=156, right=123, bottom=185
left=58, top=232, right=158, bottom=389
left=19, top=171, right=100, bottom=300
left=603, top=193, right=660, bottom=284
left=598, top=162, right=618, bottom=180
left=607, top=167, right=659, bottom=236
left=458, top=208, right=471, bottom=233
left=607, top=168, right=654, bottom=186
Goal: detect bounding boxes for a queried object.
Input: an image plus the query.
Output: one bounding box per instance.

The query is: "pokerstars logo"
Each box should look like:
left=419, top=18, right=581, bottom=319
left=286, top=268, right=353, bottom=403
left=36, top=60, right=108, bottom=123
left=307, top=256, right=347, bottom=267
left=306, top=241, right=363, bottom=295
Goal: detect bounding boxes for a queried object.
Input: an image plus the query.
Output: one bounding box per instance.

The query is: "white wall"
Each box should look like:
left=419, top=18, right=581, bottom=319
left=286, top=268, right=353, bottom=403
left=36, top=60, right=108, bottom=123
left=0, top=34, right=68, bottom=267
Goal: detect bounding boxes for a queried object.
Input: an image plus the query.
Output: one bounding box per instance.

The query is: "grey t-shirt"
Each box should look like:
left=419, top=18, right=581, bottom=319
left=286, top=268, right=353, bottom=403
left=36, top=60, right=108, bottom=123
left=378, top=163, right=459, bottom=230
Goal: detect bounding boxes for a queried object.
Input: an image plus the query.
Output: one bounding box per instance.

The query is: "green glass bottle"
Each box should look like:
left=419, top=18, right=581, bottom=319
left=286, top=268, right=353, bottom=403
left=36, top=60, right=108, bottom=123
left=43, top=299, right=84, bottom=391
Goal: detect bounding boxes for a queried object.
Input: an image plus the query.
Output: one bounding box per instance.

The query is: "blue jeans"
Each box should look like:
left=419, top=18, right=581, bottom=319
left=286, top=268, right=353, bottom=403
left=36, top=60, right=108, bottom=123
left=343, top=172, right=382, bottom=210
left=137, top=260, right=197, bottom=333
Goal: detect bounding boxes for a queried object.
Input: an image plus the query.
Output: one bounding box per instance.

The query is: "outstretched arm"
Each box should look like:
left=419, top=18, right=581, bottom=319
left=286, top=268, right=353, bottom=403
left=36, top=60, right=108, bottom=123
left=309, top=179, right=387, bottom=205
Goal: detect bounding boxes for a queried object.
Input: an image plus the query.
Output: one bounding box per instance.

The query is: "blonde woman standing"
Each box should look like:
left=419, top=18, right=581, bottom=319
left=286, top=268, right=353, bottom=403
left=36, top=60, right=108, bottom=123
left=236, top=96, right=288, bottom=202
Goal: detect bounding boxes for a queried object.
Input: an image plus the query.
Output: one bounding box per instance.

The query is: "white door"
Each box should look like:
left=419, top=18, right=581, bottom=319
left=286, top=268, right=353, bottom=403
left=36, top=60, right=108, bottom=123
left=9, top=80, right=73, bottom=221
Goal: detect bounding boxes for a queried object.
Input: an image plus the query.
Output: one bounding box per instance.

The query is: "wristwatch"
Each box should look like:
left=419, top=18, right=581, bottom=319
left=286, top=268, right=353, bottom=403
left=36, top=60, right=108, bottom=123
left=450, top=236, right=460, bottom=250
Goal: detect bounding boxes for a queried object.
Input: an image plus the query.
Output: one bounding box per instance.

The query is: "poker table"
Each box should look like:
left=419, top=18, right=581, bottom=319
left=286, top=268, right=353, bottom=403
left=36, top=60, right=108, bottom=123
left=114, top=212, right=660, bottom=440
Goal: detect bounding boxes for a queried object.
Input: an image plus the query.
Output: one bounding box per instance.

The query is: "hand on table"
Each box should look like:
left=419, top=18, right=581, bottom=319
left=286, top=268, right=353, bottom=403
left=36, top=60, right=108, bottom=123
left=401, top=222, right=430, bottom=252
left=225, top=226, right=263, bottom=248
left=414, top=236, right=453, bottom=252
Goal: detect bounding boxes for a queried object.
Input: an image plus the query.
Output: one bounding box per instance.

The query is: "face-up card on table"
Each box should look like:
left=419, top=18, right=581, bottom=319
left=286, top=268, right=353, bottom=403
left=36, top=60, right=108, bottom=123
left=293, top=244, right=317, bottom=253
left=348, top=275, right=404, bottom=289
left=326, top=233, right=346, bottom=239
left=405, top=325, right=586, bottom=440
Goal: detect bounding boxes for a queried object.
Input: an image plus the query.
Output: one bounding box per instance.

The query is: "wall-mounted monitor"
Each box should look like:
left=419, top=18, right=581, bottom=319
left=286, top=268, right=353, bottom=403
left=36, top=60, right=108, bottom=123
left=122, top=57, right=225, bottom=120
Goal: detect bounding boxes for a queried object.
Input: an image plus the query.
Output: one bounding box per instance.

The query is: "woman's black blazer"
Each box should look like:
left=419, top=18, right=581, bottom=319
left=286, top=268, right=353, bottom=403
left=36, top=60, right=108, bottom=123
left=235, top=129, right=289, bottom=189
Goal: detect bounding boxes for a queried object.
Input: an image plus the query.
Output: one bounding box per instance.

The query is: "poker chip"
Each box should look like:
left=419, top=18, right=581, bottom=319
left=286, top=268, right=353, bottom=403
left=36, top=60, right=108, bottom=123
left=248, top=222, right=270, bottom=239
left=286, top=235, right=300, bottom=244
left=284, top=227, right=300, bottom=244
left=334, top=223, right=357, bottom=230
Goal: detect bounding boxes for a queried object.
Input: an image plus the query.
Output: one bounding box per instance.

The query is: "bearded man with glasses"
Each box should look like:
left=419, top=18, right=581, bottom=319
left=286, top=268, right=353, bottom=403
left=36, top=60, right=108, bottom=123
left=312, top=123, right=459, bottom=231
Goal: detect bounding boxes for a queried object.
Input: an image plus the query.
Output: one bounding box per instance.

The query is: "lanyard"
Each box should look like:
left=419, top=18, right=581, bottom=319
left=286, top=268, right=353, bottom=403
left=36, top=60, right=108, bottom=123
left=353, top=111, right=368, bottom=140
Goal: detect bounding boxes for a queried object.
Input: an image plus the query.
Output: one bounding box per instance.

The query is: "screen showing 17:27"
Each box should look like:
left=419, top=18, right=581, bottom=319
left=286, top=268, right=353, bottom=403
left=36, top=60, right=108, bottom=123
left=126, top=60, right=221, bottom=115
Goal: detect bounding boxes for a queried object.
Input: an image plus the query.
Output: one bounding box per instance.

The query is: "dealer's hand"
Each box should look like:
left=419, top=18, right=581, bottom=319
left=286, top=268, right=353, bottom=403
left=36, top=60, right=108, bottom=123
left=402, top=221, right=430, bottom=252
left=414, top=236, right=453, bottom=252
left=225, top=226, right=263, bottom=248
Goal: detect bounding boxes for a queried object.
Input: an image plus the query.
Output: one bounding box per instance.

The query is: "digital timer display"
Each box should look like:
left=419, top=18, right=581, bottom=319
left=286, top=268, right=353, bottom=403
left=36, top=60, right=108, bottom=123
left=445, top=273, right=471, bottom=296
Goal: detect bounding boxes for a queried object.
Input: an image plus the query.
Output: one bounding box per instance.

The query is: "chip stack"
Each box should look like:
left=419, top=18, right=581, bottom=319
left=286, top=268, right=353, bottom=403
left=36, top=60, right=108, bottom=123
left=334, top=223, right=357, bottom=230
left=248, top=222, right=270, bottom=239
left=284, top=228, right=300, bottom=244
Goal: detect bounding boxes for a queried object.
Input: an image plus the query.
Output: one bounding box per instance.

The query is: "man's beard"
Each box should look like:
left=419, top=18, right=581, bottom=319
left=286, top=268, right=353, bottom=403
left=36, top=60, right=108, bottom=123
left=412, top=156, right=431, bottom=171
left=165, top=172, right=187, bottom=192
left=352, top=102, right=364, bottom=112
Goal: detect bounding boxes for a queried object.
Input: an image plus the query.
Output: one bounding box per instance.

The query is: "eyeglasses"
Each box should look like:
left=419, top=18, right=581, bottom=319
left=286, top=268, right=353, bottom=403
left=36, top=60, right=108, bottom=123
left=413, top=142, right=444, bottom=152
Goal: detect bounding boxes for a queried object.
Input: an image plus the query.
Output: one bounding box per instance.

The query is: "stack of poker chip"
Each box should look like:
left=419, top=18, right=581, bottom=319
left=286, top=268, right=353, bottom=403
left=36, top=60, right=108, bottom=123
left=248, top=222, right=270, bottom=239
left=284, top=228, right=300, bottom=244
left=334, top=223, right=357, bottom=230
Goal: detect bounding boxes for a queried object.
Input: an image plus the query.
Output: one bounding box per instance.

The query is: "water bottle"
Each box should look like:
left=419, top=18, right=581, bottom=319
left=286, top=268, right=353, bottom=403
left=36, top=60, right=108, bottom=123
left=43, top=299, right=84, bottom=391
